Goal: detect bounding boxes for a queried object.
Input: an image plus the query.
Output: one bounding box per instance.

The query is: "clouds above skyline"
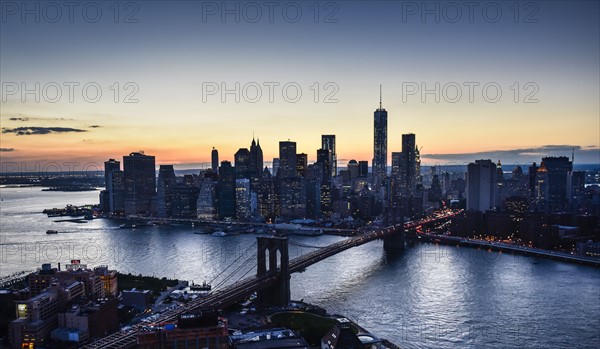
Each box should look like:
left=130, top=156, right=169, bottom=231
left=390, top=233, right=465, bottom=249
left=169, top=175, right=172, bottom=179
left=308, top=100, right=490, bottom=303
left=2, top=127, right=87, bottom=136
left=7, top=117, right=75, bottom=122
left=423, top=145, right=599, bottom=165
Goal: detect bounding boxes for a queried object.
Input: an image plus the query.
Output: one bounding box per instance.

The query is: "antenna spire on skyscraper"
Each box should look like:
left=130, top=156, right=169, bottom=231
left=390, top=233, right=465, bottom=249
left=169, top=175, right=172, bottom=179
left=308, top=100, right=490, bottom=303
left=379, top=84, right=382, bottom=109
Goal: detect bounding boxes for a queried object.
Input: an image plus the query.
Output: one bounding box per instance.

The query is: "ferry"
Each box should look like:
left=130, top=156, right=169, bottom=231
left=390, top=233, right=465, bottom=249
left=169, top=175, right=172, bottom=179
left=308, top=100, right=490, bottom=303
left=46, top=230, right=59, bottom=234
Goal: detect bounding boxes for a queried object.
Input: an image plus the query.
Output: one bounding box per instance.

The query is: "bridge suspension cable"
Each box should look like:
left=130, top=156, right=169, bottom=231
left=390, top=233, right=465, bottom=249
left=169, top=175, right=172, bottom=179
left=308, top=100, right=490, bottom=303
left=289, top=239, right=326, bottom=249
left=206, top=241, right=257, bottom=287
left=212, top=254, right=257, bottom=291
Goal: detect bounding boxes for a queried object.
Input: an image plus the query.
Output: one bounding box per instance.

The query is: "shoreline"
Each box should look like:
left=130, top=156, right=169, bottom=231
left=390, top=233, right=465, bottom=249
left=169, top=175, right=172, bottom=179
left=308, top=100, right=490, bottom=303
left=409, top=232, right=600, bottom=267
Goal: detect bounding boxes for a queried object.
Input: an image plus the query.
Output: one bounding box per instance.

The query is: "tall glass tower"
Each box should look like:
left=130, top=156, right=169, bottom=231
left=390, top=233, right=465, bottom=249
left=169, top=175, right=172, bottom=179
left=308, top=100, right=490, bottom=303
left=373, top=86, right=387, bottom=190
left=321, top=135, right=337, bottom=177
left=211, top=147, right=219, bottom=172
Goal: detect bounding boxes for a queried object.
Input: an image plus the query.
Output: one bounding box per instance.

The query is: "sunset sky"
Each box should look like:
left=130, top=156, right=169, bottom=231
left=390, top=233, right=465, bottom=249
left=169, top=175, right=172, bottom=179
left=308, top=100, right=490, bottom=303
left=1, top=1, right=599, bottom=171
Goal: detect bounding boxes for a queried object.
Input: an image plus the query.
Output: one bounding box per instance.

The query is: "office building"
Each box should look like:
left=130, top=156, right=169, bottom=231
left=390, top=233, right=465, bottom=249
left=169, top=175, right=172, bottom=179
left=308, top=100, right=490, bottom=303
left=52, top=298, right=118, bottom=345
left=296, top=153, right=308, bottom=177
left=197, top=175, right=217, bottom=221
left=123, top=152, right=156, bottom=215
left=358, top=161, right=369, bottom=178
left=278, top=141, right=297, bottom=179
left=122, top=289, right=153, bottom=311
left=9, top=263, right=117, bottom=348
left=321, top=135, right=337, bottom=177
left=278, top=177, right=306, bottom=218
left=9, top=289, right=60, bottom=348
left=347, top=160, right=359, bottom=179
left=399, top=133, right=419, bottom=197
left=104, top=159, right=120, bottom=189
left=534, top=162, right=549, bottom=211
left=171, top=175, right=200, bottom=219
left=108, top=170, right=125, bottom=214
left=217, top=161, right=236, bottom=219
left=156, top=165, right=176, bottom=218
left=100, top=159, right=121, bottom=213
left=137, top=311, right=228, bottom=349
left=316, top=148, right=333, bottom=181
left=257, top=168, right=277, bottom=221
left=234, top=148, right=250, bottom=179
left=466, top=160, right=497, bottom=212
left=542, top=156, right=573, bottom=212
left=235, top=178, right=251, bottom=220
left=570, top=171, right=586, bottom=210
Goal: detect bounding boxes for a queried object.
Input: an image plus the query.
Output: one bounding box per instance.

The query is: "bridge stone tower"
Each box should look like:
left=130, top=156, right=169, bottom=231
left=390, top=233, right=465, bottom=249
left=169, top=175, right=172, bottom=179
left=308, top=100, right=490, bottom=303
left=256, top=236, right=290, bottom=307
left=383, top=227, right=405, bottom=250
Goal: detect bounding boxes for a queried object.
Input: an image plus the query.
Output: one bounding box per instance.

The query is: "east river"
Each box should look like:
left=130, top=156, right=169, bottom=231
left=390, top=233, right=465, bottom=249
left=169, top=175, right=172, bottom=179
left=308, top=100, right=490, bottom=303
left=1, top=187, right=598, bottom=348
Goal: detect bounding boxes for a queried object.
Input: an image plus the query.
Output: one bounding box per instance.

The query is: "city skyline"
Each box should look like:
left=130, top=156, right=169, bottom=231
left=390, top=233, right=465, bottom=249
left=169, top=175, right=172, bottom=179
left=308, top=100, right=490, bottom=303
left=1, top=1, right=599, bottom=167
left=1, top=2, right=599, bottom=348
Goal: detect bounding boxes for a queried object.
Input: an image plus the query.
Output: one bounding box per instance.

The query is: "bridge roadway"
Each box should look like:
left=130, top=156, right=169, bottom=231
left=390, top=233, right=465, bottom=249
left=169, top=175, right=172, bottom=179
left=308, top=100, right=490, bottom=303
left=416, top=231, right=600, bottom=266
left=83, top=211, right=458, bottom=349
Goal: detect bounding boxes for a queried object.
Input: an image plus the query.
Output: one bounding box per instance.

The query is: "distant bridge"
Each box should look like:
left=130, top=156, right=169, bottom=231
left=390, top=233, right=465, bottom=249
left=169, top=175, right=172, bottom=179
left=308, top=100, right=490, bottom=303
left=83, top=211, right=458, bottom=349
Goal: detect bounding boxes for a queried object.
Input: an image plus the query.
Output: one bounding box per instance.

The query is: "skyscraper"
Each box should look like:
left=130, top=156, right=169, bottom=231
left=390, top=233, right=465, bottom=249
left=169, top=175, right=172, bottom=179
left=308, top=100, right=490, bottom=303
left=211, top=147, right=219, bottom=172
left=108, top=170, right=125, bottom=214
left=156, top=165, right=176, bottom=218
left=391, top=152, right=402, bottom=178
left=358, top=161, right=369, bottom=178
left=528, top=162, right=539, bottom=204
left=278, top=177, right=307, bottom=218
left=316, top=148, right=333, bottom=181
left=296, top=153, right=308, bottom=177
left=235, top=178, right=251, bottom=220
left=278, top=141, right=297, bottom=179
left=306, top=179, right=321, bottom=219
left=373, top=86, right=387, bottom=190
left=234, top=148, right=250, bottom=179
left=196, top=175, right=217, bottom=221
left=101, top=159, right=120, bottom=212
left=321, top=135, right=337, bottom=177
left=534, top=162, right=549, bottom=211
left=104, top=159, right=120, bottom=189
left=217, top=161, right=236, bottom=219
left=466, top=159, right=497, bottom=212
left=257, top=167, right=276, bottom=221
left=570, top=171, right=586, bottom=210
left=541, top=156, right=572, bottom=212
left=399, top=133, right=418, bottom=197
left=123, top=152, right=156, bottom=215
left=347, top=160, right=359, bottom=179
left=171, top=175, right=200, bottom=219
left=249, top=138, right=264, bottom=178
left=272, top=158, right=280, bottom=177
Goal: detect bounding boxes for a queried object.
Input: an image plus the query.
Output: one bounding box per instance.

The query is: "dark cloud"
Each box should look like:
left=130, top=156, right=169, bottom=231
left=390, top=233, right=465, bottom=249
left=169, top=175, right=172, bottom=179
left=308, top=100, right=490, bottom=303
left=2, top=127, right=87, bottom=136
left=88, top=125, right=102, bottom=128
left=423, top=145, right=599, bottom=164
left=7, top=116, right=74, bottom=122
left=0, top=148, right=15, bottom=152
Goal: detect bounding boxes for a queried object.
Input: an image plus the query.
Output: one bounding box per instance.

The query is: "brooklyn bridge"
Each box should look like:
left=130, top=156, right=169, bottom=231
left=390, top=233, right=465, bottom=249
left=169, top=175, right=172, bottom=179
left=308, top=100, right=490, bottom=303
left=83, top=210, right=458, bottom=349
